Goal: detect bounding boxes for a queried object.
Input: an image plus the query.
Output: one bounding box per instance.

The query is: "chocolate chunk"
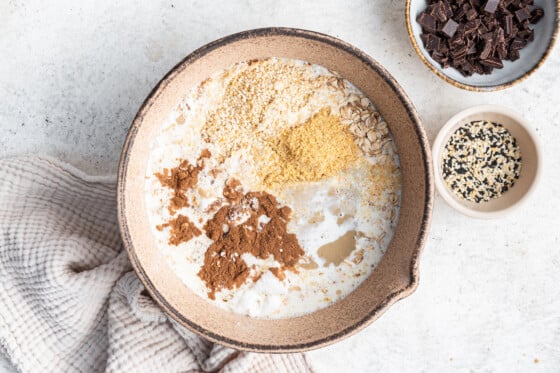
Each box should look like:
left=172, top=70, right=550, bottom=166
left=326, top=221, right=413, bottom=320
left=442, top=19, right=460, bottom=37
left=466, top=8, right=478, bottom=20
left=496, top=43, right=508, bottom=60
left=454, top=55, right=468, bottom=65
left=483, top=0, right=500, bottom=14
left=426, top=34, right=443, bottom=51
left=495, top=27, right=505, bottom=44
left=521, top=28, right=534, bottom=40
left=451, top=44, right=469, bottom=58
left=486, top=17, right=498, bottom=31
left=418, top=12, right=437, bottom=32
left=434, top=1, right=450, bottom=22
left=509, top=48, right=520, bottom=61
left=530, top=8, right=544, bottom=24
left=480, top=39, right=494, bottom=59
left=473, top=63, right=484, bottom=74
left=464, top=19, right=480, bottom=34
left=462, top=61, right=475, bottom=74
left=503, top=15, right=513, bottom=35
left=442, top=0, right=454, bottom=18
left=432, top=52, right=449, bottom=64
left=510, top=25, right=519, bottom=37
left=467, top=41, right=478, bottom=54
left=515, top=7, right=531, bottom=22
left=456, top=5, right=467, bottom=19
left=480, top=56, right=504, bottom=68
left=510, top=38, right=527, bottom=50
left=477, top=22, right=489, bottom=35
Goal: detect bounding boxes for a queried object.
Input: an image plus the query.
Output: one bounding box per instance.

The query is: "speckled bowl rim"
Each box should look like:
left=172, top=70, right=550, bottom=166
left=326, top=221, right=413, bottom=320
left=432, top=105, right=542, bottom=218
left=405, top=1, right=560, bottom=92
left=117, top=27, right=434, bottom=352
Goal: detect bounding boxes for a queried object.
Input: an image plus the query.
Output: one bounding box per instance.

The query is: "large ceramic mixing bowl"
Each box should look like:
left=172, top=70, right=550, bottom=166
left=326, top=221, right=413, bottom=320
left=117, top=27, right=434, bottom=352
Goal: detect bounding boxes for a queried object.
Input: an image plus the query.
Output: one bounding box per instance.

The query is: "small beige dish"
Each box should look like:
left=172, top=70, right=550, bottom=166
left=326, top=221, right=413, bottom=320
left=433, top=105, right=541, bottom=219
left=118, top=28, right=434, bottom=352
left=405, top=0, right=559, bottom=91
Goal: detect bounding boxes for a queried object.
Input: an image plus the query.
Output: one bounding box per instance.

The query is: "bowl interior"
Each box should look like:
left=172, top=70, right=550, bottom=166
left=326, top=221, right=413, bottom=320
left=433, top=107, right=540, bottom=217
left=119, top=29, right=433, bottom=352
left=407, top=0, right=558, bottom=89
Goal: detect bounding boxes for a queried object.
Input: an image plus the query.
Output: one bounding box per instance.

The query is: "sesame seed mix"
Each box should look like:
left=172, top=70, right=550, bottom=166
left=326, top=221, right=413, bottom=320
left=441, top=120, right=522, bottom=203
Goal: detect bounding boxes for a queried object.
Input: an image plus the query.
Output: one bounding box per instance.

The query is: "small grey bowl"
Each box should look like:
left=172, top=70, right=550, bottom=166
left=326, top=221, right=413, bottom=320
left=406, top=0, right=559, bottom=91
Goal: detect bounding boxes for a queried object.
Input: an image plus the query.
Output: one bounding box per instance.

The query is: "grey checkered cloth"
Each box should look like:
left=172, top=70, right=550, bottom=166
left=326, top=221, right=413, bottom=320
left=0, top=157, right=312, bottom=373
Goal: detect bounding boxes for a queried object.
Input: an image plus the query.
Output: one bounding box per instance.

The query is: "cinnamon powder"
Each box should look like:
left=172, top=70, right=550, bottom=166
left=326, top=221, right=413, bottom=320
left=155, top=149, right=211, bottom=214
left=157, top=215, right=201, bottom=245
left=155, top=156, right=304, bottom=300
left=198, top=180, right=304, bottom=300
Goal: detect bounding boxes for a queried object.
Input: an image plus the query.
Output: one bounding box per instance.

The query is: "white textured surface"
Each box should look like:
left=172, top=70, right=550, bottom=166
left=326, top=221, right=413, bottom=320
left=1, top=0, right=559, bottom=371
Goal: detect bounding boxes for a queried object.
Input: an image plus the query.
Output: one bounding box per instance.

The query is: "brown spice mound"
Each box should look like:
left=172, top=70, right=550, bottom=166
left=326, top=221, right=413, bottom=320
left=198, top=183, right=304, bottom=299
left=222, top=178, right=243, bottom=203
left=157, top=214, right=201, bottom=245
left=155, top=150, right=211, bottom=214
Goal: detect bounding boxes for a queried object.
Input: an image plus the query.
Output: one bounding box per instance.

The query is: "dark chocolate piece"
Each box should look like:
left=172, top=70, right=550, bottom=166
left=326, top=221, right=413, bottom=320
left=466, top=8, right=478, bottom=20
left=480, top=56, right=504, bottom=68
left=483, top=0, right=500, bottom=14
left=464, top=19, right=480, bottom=34
left=530, top=8, right=544, bottom=24
left=470, top=0, right=481, bottom=7
left=515, top=7, right=531, bottom=22
left=451, top=44, right=469, bottom=58
left=480, top=39, right=493, bottom=59
left=442, top=0, right=454, bottom=18
left=495, top=27, right=505, bottom=44
left=510, top=37, right=527, bottom=50
left=518, top=29, right=534, bottom=41
left=426, top=34, right=442, bottom=51
left=467, top=41, right=478, bottom=54
left=509, top=48, right=520, bottom=61
left=418, top=12, right=437, bottom=32
left=503, top=15, right=513, bottom=35
left=496, top=43, right=508, bottom=60
left=442, top=19, right=460, bottom=37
